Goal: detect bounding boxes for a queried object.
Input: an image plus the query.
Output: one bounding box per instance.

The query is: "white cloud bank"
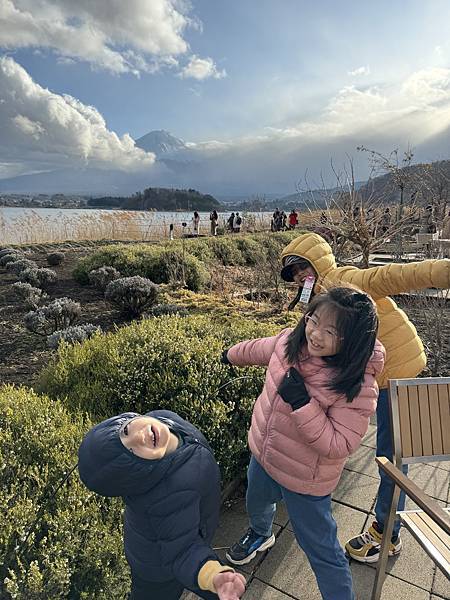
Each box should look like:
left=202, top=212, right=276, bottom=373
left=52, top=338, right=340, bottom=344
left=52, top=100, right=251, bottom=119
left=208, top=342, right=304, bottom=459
left=0, top=56, right=156, bottom=174
left=1, top=57, right=450, bottom=190
left=0, top=0, right=224, bottom=78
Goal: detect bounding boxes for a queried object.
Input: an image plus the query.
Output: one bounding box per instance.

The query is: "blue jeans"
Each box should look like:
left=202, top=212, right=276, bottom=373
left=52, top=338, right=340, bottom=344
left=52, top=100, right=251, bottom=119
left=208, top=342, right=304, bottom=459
left=246, top=456, right=354, bottom=600
left=375, top=388, right=408, bottom=538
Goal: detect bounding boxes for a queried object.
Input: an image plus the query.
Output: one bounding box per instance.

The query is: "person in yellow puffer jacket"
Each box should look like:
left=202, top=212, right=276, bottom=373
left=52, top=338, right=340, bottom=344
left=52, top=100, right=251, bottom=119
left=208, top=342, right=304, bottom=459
left=280, top=232, right=450, bottom=564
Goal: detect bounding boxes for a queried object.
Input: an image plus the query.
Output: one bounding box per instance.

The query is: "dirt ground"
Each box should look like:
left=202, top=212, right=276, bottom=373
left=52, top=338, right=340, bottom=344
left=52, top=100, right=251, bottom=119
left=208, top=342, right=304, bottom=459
left=0, top=244, right=449, bottom=387
left=0, top=245, right=123, bottom=386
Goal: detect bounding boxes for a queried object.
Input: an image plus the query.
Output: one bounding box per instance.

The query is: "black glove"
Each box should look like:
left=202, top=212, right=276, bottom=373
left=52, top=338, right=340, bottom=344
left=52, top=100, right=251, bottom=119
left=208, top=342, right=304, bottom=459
left=221, top=349, right=231, bottom=365
left=278, top=367, right=310, bottom=410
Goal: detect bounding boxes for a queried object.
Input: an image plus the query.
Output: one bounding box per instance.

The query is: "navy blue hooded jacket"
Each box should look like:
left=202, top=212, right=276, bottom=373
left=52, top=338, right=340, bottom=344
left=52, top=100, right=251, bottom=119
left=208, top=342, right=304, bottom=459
left=78, top=410, right=222, bottom=589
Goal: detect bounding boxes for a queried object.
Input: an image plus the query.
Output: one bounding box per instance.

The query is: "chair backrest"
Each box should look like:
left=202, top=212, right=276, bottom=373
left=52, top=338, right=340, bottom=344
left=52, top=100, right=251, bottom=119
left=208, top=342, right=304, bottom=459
left=389, top=377, right=450, bottom=466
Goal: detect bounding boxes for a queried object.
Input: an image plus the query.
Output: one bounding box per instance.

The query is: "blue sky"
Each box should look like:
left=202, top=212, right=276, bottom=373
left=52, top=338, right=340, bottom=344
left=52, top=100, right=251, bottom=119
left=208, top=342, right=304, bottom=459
left=1, top=0, right=450, bottom=192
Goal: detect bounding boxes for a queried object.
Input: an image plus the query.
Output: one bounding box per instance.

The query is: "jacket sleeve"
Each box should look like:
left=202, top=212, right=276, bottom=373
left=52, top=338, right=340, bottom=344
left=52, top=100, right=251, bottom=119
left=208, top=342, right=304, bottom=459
left=227, top=330, right=288, bottom=367
left=334, top=259, right=450, bottom=300
left=290, top=373, right=379, bottom=459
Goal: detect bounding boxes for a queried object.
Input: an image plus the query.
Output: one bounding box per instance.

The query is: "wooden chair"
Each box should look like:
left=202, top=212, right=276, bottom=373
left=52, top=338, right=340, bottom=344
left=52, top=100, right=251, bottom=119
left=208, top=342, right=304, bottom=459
left=371, top=377, right=450, bottom=600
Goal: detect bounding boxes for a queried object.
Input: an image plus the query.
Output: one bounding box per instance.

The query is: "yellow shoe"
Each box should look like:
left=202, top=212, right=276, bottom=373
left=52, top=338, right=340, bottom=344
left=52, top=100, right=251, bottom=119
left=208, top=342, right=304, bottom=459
left=345, top=522, right=402, bottom=563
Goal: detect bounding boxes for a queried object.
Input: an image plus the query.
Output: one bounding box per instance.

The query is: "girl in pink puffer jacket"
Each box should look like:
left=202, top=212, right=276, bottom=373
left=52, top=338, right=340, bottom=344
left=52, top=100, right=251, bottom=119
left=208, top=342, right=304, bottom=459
left=224, top=287, right=385, bottom=600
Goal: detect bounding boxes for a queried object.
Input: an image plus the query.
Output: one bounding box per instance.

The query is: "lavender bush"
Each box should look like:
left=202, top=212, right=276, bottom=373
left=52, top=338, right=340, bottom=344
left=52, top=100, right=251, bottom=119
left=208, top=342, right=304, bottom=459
left=24, top=297, right=81, bottom=336
left=105, top=276, right=159, bottom=317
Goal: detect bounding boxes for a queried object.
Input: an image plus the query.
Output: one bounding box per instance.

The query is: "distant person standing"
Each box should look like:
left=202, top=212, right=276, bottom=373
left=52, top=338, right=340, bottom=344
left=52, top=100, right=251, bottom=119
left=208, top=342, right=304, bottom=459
left=272, top=208, right=281, bottom=232
left=280, top=211, right=287, bottom=230
left=192, top=211, right=200, bottom=236
left=288, top=210, right=299, bottom=230
left=234, top=212, right=242, bottom=233
left=227, top=213, right=235, bottom=233
left=210, top=210, right=218, bottom=236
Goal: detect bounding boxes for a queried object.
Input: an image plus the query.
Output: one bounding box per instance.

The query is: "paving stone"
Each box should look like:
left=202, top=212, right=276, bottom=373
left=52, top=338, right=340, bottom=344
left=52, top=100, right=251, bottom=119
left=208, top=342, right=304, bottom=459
left=243, top=578, right=294, bottom=599
left=350, top=561, right=430, bottom=600
left=431, top=460, right=450, bottom=473
left=255, top=529, right=321, bottom=599
left=432, top=566, right=450, bottom=599
left=352, top=527, right=436, bottom=591
left=333, top=469, right=379, bottom=512
left=345, top=443, right=379, bottom=479
left=361, top=423, right=377, bottom=449
left=180, top=592, right=197, bottom=599
left=407, top=463, right=450, bottom=503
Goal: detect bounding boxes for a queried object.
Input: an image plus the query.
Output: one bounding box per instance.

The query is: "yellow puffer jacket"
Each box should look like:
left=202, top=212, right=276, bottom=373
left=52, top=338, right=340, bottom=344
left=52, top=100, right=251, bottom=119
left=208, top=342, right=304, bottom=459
left=281, top=233, right=450, bottom=389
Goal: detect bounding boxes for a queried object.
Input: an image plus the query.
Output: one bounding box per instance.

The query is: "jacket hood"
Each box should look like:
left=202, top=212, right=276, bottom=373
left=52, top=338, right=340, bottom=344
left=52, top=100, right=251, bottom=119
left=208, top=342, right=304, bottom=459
left=281, top=233, right=336, bottom=282
left=78, top=412, right=177, bottom=497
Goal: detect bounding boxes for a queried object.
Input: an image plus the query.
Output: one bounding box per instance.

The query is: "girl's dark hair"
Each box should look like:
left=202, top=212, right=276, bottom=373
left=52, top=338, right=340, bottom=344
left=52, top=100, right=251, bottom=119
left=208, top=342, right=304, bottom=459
left=285, top=287, right=379, bottom=402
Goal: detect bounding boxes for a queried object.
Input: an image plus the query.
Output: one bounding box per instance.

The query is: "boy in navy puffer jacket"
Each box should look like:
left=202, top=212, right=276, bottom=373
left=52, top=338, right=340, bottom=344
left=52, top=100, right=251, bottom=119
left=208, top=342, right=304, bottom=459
left=78, top=410, right=246, bottom=600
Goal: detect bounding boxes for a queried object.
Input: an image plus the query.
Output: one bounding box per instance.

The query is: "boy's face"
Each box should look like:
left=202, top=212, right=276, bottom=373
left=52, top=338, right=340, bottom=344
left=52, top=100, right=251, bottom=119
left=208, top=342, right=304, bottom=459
left=119, top=416, right=178, bottom=460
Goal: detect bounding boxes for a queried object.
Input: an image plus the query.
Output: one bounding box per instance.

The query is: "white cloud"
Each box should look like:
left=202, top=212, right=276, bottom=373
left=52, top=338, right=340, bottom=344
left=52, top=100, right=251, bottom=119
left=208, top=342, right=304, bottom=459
left=180, top=55, right=226, bottom=80
left=178, top=67, right=450, bottom=191
left=348, top=65, right=370, bottom=77
left=0, top=56, right=156, bottom=175
left=13, top=114, right=45, bottom=139
left=0, top=0, right=221, bottom=78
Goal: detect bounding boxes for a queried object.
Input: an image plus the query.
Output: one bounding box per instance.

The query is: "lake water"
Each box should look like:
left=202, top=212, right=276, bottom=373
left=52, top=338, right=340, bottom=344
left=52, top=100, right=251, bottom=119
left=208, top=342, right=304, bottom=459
left=0, top=207, right=273, bottom=244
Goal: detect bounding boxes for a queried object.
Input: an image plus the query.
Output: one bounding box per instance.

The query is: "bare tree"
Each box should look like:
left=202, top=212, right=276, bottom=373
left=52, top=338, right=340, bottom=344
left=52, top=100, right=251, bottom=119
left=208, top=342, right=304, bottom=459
left=417, top=161, right=450, bottom=225
left=357, top=146, right=417, bottom=221
left=297, top=158, right=419, bottom=268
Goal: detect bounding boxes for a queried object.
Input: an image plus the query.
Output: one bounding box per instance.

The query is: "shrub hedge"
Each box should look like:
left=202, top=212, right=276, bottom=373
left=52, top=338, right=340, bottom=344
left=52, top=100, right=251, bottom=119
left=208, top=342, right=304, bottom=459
left=0, top=385, right=129, bottom=599
left=74, top=244, right=209, bottom=292
left=73, top=230, right=303, bottom=289
left=38, top=314, right=279, bottom=483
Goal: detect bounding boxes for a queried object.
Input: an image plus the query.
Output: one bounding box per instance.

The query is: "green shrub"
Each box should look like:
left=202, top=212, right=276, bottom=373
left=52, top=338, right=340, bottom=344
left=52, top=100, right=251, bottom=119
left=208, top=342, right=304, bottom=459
left=234, top=237, right=265, bottom=266
left=38, top=315, right=279, bottom=483
left=207, top=237, right=245, bottom=265
left=0, top=385, right=129, bottom=599
left=74, top=244, right=209, bottom=292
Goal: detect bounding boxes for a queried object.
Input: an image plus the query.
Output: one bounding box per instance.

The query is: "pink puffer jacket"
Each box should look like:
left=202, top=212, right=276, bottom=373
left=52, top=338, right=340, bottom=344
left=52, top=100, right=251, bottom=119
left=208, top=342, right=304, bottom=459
left=228, top=330, right=385, bottom=496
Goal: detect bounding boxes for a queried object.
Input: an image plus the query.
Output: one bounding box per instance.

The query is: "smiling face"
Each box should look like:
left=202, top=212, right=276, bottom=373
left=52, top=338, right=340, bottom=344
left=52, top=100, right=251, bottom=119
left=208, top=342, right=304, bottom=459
left=119, top=416, right=179, bottom=460
left=305, top=305, right=341, bottom=357
left=291, top=262, right=317, bottom=286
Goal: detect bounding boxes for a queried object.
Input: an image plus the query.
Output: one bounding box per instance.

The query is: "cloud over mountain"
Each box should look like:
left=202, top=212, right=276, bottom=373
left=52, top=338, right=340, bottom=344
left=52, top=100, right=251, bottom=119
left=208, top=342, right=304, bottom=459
left=0, top=56, right=157, bottom=175
left=1, top=55, right=450, bottom=195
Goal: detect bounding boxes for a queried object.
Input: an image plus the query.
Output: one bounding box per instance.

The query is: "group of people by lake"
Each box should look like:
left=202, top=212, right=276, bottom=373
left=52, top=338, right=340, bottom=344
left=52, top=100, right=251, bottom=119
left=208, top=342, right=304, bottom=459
left=271, top=208, right=300, bottom=231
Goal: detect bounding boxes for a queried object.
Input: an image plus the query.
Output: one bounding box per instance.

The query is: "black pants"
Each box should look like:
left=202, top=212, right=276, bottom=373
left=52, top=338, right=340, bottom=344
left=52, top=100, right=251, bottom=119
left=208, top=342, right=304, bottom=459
left=130, top=572, right=218, bottom=600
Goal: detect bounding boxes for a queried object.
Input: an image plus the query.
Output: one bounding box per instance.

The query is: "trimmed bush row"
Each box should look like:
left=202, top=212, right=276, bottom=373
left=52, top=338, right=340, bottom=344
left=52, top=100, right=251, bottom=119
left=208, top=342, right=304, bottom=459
left=0, top=385, right=129, bottom=599
left=73, top=231, right=301, bottom=291
left=38, top=314, right=279, bottom=483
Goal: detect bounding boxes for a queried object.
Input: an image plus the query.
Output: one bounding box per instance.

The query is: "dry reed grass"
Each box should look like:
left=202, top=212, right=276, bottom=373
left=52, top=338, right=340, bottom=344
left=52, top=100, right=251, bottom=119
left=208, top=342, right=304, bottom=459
left=0, top=208, right=327, bottom=245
